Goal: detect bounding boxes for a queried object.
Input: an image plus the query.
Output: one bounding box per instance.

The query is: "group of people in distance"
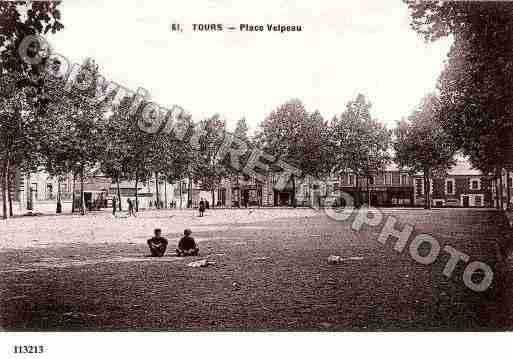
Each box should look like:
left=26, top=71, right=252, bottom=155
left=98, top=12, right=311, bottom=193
left=147, top=228, right=199, bottom=257
left=112, top=197, right=207, bottom=217
left=111, top=197, right=137, bottom=217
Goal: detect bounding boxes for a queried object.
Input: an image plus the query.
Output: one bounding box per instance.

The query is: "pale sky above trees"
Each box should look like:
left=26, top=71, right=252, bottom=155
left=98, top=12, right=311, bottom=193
left=46, top=0, right=452, bottom=132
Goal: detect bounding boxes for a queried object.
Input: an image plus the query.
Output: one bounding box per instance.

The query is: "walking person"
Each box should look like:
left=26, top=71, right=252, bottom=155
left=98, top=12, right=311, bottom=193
left=112, top=196, right=117, bottom=216
left=127, top=198, right=136, bottom=217
left=199, top=198, right=205, bottom=217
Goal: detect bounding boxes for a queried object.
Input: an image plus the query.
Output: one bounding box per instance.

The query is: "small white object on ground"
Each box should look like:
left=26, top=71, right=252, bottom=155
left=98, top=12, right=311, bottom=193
left=346, top=256, right=364, bottom=261
left=327, top=255, right=364, bottom=264
left=327, top=255, right=342, bottom=264
left=187, top=259, right=215, bottom=268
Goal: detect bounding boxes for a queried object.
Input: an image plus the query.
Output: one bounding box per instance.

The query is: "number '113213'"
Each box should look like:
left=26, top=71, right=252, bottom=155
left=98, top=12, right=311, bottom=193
left=13, top=345, right=44, bottom=354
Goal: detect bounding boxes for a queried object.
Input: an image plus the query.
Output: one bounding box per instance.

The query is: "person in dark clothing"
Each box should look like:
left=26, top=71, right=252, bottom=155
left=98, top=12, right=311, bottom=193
left=176, top=229, right=199, bottom=256
left=199, top=199, right=205, bottom=217
left=112, top=196, right=117, bottom=216
left=127, top=198, right=136, bottom=217
left=147, top=228, right=168, bottom=257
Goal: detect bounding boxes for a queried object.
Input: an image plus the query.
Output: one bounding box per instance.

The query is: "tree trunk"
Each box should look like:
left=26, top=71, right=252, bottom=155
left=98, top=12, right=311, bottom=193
left=423, top=172, right=427, bottom=209
left=25, top=174, right=31, bottom=211
left=423, top=169, right=431, bottom=210
left=367, top=177, right=371, bottom=207
left=179, top=179, right=183, bottom=209
left=211, top=187, right=215, bottom=208
left=56, top=177, right=62, bottom=213
left=236, top=176, right=240, bottom=206
left=135, top=175, right=139, bottom=212
left=308, top=181, right=312, bottom=207
left=499, top=168, right=504, bottom=210
left=188, top=176, right=192, bottom=208
left=80, top=166, right=85, bottom=215
left=1, top=161, right=7, bottom=220
left=494, top=176, right=500, bottom=209
left=155, top=172, right=160, bottom=209
left=116, top=178, right=122, bottom=211
left=291, top=173, right=296, bottom=208
left=355, top=173, right=361, bottom=208
left=7, top=166, right=13, bottom=217
left=506, top=169, right=511, bottom=210
left=72, top=172, right=76, bottom=213
left=164, top=179, right=168, bottom=209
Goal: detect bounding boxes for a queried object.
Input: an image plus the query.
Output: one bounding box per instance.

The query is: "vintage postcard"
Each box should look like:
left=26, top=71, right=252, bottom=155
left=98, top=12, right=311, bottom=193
left=0, top=0, right=512, bottom=357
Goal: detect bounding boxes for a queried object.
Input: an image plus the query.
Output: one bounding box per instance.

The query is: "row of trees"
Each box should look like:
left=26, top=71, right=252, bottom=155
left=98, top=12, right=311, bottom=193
left=0, top=1, right=64, bottom=219
left=404, top=1, right=513, bottom=209
left=0, top=1, right=398, bottom=218
left=6, top=2, right=511, bottom=219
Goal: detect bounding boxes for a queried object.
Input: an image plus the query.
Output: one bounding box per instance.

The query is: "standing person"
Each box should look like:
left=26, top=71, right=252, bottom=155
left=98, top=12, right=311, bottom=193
left=112, top=196, right=117, bottom=216
left=199, top=198, right=205, bottom=217
left=127, top=198, right=136, bottom=217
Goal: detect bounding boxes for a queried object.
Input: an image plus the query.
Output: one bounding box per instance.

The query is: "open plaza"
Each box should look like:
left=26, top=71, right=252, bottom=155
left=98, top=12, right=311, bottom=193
left=1, top=207, right=512, bottom=330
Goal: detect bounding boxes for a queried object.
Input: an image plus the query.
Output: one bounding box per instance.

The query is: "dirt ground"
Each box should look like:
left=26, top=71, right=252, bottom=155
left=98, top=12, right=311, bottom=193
left=1, top=208, right=512, bottom=331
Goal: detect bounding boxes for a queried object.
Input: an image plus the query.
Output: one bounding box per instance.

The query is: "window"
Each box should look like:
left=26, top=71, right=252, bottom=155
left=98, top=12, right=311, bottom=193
left=446, top=179, right=455, bottom=195
left=385, top=172, right=391, bottom=185
left=392, top=172, right=400, bottom=186
left=415, top=179, right=423, bottom=196
left=469, top=178, right=481, bottom=190
left=348, top=175, right=353, bottom=186
left=475, top=195, right=482, bottom=207
left=401, top=174, right=408, bottom=186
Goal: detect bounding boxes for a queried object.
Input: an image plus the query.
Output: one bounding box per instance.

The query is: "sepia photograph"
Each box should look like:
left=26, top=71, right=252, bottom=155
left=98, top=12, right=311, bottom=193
left=0, top=0, right=513, bottom=357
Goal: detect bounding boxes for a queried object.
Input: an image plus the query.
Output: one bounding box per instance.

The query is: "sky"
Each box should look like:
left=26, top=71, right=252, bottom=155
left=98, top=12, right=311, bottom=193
left=47, top=0, right=453, bottom=132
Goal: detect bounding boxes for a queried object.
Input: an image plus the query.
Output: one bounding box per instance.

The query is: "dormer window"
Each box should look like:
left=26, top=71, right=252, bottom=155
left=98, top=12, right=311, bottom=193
left=469, top=178, right=481, bottom=191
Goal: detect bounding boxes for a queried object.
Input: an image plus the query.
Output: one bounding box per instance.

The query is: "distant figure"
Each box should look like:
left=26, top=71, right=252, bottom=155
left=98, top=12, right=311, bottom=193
left=127, top=198, right=136, bottom=217
left=176, top=229, right=199, bottom=256
left=149, top=201, right=153, bottom=209
left=147, top=228, right=168, bottom=257
left=205, top=200, right=210, bottom=209
left=112, top=196, right=117, bottom=216
left=199, top=199, right=205, bottom=217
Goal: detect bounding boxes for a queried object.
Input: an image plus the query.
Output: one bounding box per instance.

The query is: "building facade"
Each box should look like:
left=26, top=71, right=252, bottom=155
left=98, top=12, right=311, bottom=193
left=337, top=165, right=415, bottom=207
left=4, top=158, right=509, bottom=213
left=412, top=160, right=494, bottom=208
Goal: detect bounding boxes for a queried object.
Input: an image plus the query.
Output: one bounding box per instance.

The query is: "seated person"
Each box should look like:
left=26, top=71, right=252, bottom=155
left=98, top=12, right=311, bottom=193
left=147, top=228, right=168, bottom=257
left=176, top=228, right=199, bottom=256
